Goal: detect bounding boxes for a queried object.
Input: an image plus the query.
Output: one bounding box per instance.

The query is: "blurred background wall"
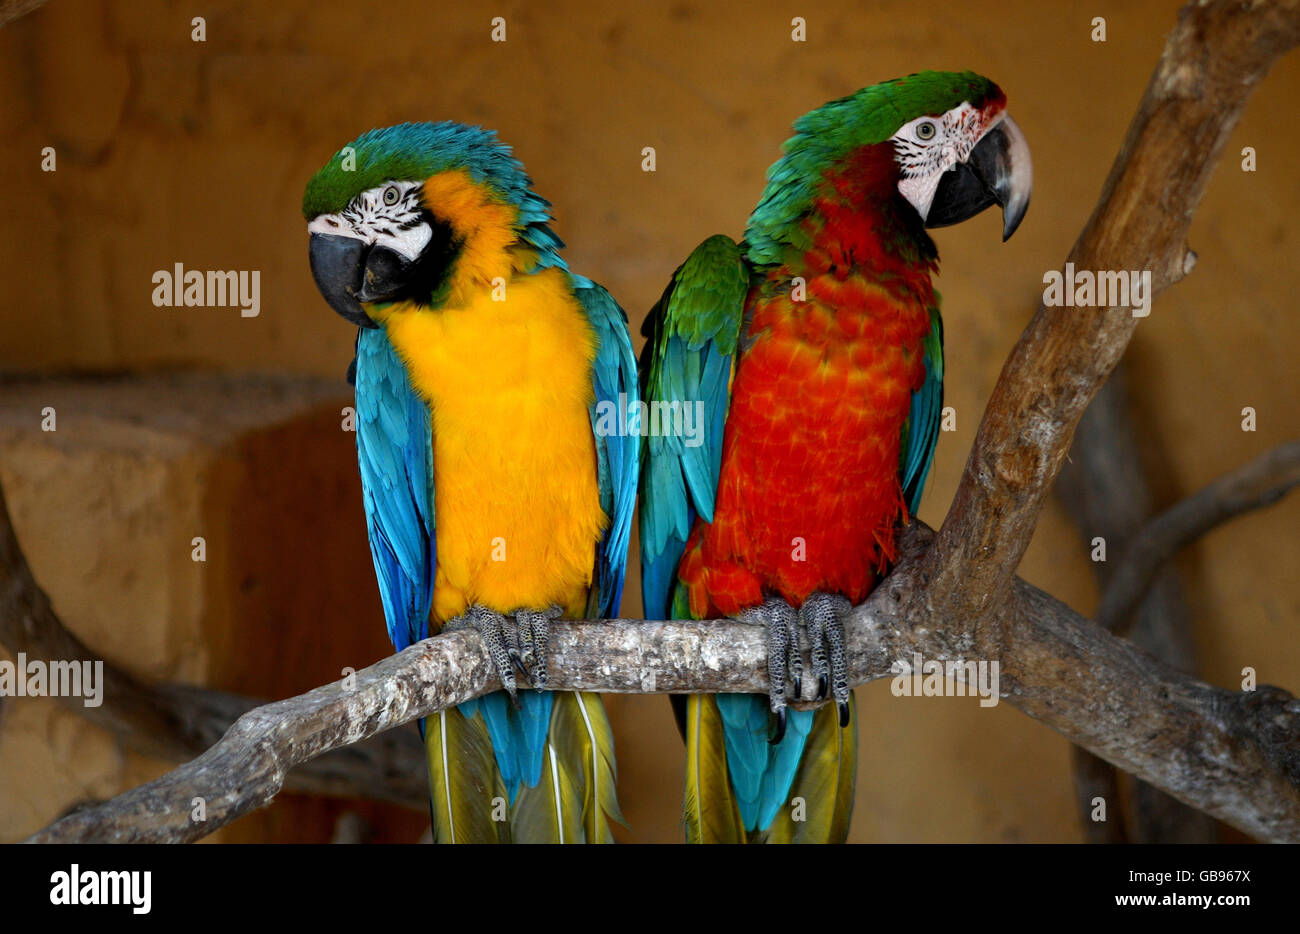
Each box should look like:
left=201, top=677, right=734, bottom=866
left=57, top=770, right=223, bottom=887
left=0, top=0, right=1295, bottom=842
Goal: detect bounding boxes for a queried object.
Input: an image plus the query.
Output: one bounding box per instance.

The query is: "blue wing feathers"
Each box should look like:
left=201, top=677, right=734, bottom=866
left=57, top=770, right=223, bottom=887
left=573, top=274, right=640, bottom=620
left=354, top=328, right=435, bottom=652
left=755, top=708, right=813, bottom=830
left=716, top=695, right=767, bottom=814
left=716, top=695, right=813, bottom=831
left=516, top=691, right=553, bottom=789
left=458, top=691, right=554, bottom=803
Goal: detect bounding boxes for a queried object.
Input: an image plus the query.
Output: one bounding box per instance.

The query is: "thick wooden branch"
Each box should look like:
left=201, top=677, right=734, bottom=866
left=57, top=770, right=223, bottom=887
left=24, top=524, right=1300, bottom=844
left=921, top=0, right=1300, bottom=633
left=1098, top=440, right=1300, bottom=633
left=0, top=483, right=429, bottom=811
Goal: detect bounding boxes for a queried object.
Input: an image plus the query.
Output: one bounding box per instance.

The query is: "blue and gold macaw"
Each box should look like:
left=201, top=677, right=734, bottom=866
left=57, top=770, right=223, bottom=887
left=303, top=122, right=637, bottom=843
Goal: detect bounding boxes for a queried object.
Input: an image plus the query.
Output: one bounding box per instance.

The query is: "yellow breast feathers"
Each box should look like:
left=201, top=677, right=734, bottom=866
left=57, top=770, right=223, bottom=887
left=380, top=266, right=606, bottom=624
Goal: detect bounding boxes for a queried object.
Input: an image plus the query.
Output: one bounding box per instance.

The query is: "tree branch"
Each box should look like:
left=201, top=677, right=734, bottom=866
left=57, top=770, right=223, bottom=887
left=0, top=482, right=429, bottom=812
left=1098, top=440, right=1300, bottom=633
left=24, top=522, right=1300, bottom=843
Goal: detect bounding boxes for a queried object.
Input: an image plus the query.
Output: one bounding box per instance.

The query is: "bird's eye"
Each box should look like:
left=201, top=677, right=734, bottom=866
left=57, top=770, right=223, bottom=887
left=916, top=121, right=937, bottom=141
left=382, top=185, right=400, bottom=206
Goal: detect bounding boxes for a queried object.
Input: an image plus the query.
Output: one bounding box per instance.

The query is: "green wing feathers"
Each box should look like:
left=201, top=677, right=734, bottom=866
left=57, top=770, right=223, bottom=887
left=511, top=738, right=586, bottom=845
left=899, top=302, right=944, bottom=516
left=639, top=234, right=751, bottom=622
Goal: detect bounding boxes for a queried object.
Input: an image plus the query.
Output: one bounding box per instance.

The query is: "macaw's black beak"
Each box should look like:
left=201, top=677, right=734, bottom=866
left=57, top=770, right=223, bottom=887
left=925, top=114, right=1033, bottom=241
left=309, top=232, right=378, bottom=329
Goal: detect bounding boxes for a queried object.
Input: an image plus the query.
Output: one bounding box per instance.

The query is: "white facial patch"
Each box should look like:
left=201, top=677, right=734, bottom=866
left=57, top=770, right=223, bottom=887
left=307, top=180, right=432, bottom=261
left=892, top=102, right=995, bottom=222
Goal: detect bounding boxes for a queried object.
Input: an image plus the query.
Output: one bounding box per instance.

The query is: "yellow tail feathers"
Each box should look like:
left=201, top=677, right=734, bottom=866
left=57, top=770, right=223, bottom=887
left=424, top=708, right=512, bottom=844
left=512, top=692, right=622, bottom=843
left=683, top=693, right=857, bottom=844
left=429, top=692, right=622, bottom=843
left=683, top=694, right=749, bottom=844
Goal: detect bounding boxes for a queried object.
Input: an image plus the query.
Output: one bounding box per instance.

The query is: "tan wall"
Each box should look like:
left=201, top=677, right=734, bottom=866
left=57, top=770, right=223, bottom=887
left=0, top=0, right=1295, bottom=842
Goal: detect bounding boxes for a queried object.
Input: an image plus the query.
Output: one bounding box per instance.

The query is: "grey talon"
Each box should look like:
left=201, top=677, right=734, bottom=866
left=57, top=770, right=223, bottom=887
left=738, top=597, right=799, bottom=745
left=517, top=614, right=536, bottom=672
left=788, top=615, right=804, bottom=701
left=456, top=604, right=520, bottom=703
left=532, top=607, right=558, bottom=688
left=824, top=606, right=850, bottom=715
left=512, top=606, right=559, bottom=690
left=805, top=604, right=829, bottom=701
left=799, top=592, right=853, bottom=726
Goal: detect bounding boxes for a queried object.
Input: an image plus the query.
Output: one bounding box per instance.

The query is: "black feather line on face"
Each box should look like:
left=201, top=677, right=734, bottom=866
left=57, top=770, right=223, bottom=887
left=384, top=208, right=461, bottom=308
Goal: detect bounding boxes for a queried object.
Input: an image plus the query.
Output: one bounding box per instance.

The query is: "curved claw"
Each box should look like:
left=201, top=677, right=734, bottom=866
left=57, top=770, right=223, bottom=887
left=838, top=701, right=850, bottom=728
left=817, top=674, right=829, bottom=702
left=508, top=650, right=529, bottom=678
left=770, top=707, right=787, bottom=745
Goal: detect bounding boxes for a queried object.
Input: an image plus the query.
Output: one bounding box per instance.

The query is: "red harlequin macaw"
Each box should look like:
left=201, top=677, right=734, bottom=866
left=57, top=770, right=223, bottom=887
left=304, top=123, right=638, bottom=843
left=639, top=72, right=1032, bottom=843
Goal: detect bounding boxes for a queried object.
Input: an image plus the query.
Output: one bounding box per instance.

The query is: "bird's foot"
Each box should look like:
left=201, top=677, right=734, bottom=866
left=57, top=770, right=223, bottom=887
left=513, top=605, right=562, bottom=690
left=443, top=604, right=563, bottom=703
left=737, top=598, right=801, bottom=746
left=800, top=592, right=852, bottom=730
